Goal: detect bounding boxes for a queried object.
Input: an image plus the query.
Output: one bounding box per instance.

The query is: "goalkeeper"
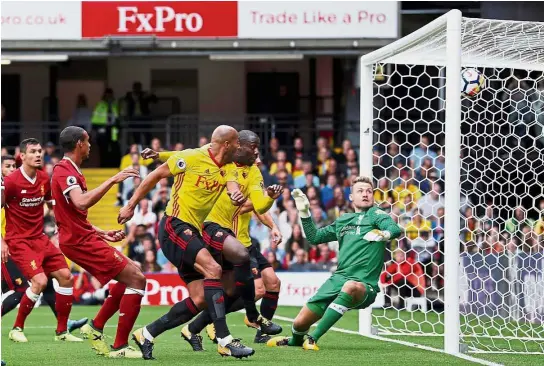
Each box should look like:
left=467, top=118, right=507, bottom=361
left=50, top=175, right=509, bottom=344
left=268, top=176, right=401, bottom=351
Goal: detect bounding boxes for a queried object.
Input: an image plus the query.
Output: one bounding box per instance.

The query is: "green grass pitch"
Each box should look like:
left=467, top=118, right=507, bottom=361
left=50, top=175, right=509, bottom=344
left=2, top=306, right=543, bottom=365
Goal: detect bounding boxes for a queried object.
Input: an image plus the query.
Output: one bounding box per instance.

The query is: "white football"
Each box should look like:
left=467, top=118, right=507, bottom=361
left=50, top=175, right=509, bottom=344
left=461, top=68, right=485, bottom=97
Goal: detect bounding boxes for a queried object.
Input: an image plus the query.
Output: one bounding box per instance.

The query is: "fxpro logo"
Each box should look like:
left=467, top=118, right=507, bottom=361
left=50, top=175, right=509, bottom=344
left=117, top=6, right=204, bottom=33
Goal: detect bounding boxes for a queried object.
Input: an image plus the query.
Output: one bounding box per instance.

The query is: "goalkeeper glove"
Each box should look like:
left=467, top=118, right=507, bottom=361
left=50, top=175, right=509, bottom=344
left=291, top=189, right=310, bottom=218
left=363, top=229, right=391, bottom=242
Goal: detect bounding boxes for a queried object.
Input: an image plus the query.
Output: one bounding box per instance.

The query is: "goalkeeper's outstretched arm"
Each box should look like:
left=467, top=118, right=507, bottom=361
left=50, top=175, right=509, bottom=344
left=292, top=188, right=337, bottom=245
left=374, top=210, right=402, bottom=240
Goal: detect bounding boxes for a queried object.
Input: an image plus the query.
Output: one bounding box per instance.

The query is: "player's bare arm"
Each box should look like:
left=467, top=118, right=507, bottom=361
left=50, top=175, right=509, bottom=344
left=92, top=225, right=126, bottom=242
left=226, top=180, right=247, bottom=206
left=258, top=212, right=282, bottom=244
left=140, top=148, right=159, bottom=160
left=68, top=167, right=139, bottom=211
left=118, top=163, right=171, bottom=224
left=1, top=238, right=9, bottom=263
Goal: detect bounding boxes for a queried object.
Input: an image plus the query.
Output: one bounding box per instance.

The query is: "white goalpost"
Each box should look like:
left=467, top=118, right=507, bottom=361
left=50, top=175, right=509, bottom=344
left=358, top=9, right=544, bottom=356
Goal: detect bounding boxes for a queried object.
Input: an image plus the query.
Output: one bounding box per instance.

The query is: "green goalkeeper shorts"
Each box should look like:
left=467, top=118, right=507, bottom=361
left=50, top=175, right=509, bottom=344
left=306, top=273, right=377, bottom=317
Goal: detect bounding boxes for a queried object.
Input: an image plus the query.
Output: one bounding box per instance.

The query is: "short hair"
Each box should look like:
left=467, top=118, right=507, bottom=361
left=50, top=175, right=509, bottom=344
left=238, top=130, right=260, bottom=146
left=351, top=176, right=374, bottom=189
left=20, top=138, right=41, bottom=153
left=59, top=126, right=86, bottom=152
left=1, top=155, right=15, bottom=163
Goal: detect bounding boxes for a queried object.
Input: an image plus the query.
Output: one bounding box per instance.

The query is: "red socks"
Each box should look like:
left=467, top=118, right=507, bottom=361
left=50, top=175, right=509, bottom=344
left=93, top=282, right=127, bottom=330
left=55, top=287, right=74, bottom=334
left=113, top=287, right=144, bottom=349
left=13, top=288, right=40, bottom=329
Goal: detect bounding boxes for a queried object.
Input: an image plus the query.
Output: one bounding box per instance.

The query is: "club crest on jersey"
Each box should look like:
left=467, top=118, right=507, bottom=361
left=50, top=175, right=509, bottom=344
left=113, top=251, right=123, bottom=263
left=176, top=158, right=186, bottom=170
left=220, top=170, right=225, bottom=177
left=40, top=185, right=45, bottom=195
left=184, top=229, right=192, bottom=236
left=30, top=260, right=37, bottom=270
left=215, top=231, right=223, bottom=238
left=15, top=278, right=22, bottom=285
left=252, top=267, right=258, bottom=275
left=66, top=176, right=77, bottom=186
left=242, top=172, right=248, bottom=179
left=260, top=181, right=264, bottom=190
left=204, top=169, right=210, bottom=174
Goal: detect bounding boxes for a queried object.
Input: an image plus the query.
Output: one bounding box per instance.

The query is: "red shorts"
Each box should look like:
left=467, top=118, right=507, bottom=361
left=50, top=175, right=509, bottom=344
left=60, top=236, right=129, bottom=286
left=7, top=234, right=68, bottom=280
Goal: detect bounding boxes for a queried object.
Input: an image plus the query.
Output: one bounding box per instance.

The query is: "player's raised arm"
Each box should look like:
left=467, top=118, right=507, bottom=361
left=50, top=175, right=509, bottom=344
left=246, top=167, right=281, bottom=214
left=141, top=148, right=177, bottom=162
left=292, top=189, right=337, bottom=245
left=118, top=162, right=171, bottom=224
left=67, top=167, right=140, bottom=211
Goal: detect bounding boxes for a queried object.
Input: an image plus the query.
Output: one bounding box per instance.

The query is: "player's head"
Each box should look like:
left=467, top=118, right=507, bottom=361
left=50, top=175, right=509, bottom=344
left=59, top=126, right=91, bottom=160
left=1, top=155, right=16, bottom=177
left=210, top=125, right=239, bottom=163
left=20, top=138, right=43, bottom=169
left=234, top=130, right=260, bottom=166
left=350, top=176, right=374, bottom=210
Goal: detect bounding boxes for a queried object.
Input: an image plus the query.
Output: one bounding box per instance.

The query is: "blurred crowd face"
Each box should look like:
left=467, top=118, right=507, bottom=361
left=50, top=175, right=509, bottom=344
left=151, top=138, right=161, bottom=151
left=306, top=186, right=318, bottom=200
left=1, top=158, right=16, bottom=177
left=269, top=138, right=279, bottom=152
left=318, top=148, right=330, bottom=163
left=326, top=175, right=338, bottom=188
left=302, top=161, right=313, bottom=174
left=294, top=137, right=304, bottom=151
left=174, top=142, right=184, bottom=151
left=317, top=137, right=327, bottom=150
left=131, top=153, right=140, bottom=165
left=346, top=149, right=357, bottom=162
left=199, top=136, right=209, bottom=147
left=333, top=186, right=344, bottom=202
left=394, top=250, right=406, bottom=263
left=295, top=249, right=306, bottom=263
left=276, top=170, right=288, bottom=185
left=267, top=252, right=277, bottom=265
left=342, top=139, right=352, bottom=153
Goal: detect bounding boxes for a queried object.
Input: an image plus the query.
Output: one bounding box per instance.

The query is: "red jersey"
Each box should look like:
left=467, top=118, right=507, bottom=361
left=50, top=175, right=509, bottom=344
left=2, top=168, right=52, bottom=240
left=51, top=157, right=95, bottom=245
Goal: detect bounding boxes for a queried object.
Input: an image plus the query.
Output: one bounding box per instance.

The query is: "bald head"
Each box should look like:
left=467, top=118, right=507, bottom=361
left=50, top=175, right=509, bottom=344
left=211, top=125, right=238, bottom=144
left=209, top=125, right=239, bottom=164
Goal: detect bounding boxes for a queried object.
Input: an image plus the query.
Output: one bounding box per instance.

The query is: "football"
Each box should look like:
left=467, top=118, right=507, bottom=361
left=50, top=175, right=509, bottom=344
left=461, top=68, right=485, bottom=97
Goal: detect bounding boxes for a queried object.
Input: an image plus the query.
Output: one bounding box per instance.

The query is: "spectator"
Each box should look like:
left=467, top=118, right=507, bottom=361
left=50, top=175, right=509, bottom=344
left=380, top=249, right=425, bottom=309
left=68, top=94, right=92, bottom=132
left=374, top=177, right=392, bottom=209
left=409, top=135, right=437, bottom=172
left=277, top=199, right=297, bottom=246
left=44, top=162, right=54, bottom=178
left=534, top=200, right=544, bottom=235
left=250, top=218, right=271, bottom=247
left=432, top=207, right=445, bottom=242
left=334, top=139, right=353, bottom=164
left=151, top=182, right=170, bottom=215
left=294, top=161, right=319, bottom=189
left=73, top=269, right=105, bottom=305
left=322, top=158, right=344, bottom=184
left=266, top=252, right=282, bottom=271
left=290, top=137, right=306, bottom=161
left=405, top=210, right=432, bottom=240
left=122, top=81, right=157, bottom=145
left=344, top=148, right=358, bottom=177
left=505, top=206, right=534, bottom=234
left=320, top=174, right=339, bottom=207
left=199, top=136, right=209, bottom=147
left=288, top=249, right=312, bottom=272
left=417, top=182, right=445, bottom=220
left=127, top=199, right=157, bottom=237
left=43, top=142, right=56, bottom=164
left=310, top=243, right=337, bottom=268
left=286, top=223, right=309, bottom=251
left=265, top=137, right=280, bottom=165
left=285, top=241, right=303, bottom=266
left=316, top=147, right=332, bottom=176
left=173, top=142, right=184, bottom=151
left=325, top=186, right=352, bottom=221
left=142, top=250, right=161, bottom=272
left=273, top=169, right=293, bottom=189
left=263, top=239, right=286, bottom=267
left=126, top=224, right=149, bottom=264
left=125, top=176, right=151, bottom=204
left=310, top=205, right=327, bottom=228
left=392, top=172, right=422, bottom=209
left=91, top=88, right=120, bottom=167
left=410, top=230, right=436, bottom=267
left=292, top=157, right=304, bottom=180
left=269, top=150, right=292, bottom=175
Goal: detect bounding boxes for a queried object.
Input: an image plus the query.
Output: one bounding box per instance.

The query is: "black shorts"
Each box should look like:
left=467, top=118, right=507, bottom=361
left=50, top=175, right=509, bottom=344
left=202, top=222, right=235, bottom=272
left=249, top=243, right=271, bottom=279
left=158, top=215, right=207, bottom=284
left=1, top=258, right=28, bottom=293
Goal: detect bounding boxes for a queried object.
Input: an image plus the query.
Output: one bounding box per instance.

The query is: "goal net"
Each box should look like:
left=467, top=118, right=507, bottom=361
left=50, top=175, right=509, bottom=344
left=358, top=10, right=544, bottom=355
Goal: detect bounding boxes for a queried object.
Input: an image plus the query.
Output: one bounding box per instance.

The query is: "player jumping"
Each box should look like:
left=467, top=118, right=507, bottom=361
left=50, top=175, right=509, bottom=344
left=267, top=176, right=401, bottom=350
left=1, top=154, right=88, bottom=333
left=133, top=130, right=283, bottom=352
left=118, top=125, right=254, bottom=359
left=1, top=140, right=81, bottom=343
left=51, top=126, right=147, bottom=358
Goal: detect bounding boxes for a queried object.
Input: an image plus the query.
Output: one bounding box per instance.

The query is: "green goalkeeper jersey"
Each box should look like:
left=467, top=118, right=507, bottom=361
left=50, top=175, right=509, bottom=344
left=301, top=206, right=402, bottom=289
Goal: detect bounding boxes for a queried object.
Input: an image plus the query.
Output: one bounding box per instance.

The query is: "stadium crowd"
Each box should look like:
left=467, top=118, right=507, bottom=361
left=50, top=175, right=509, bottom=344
left=3, top=132, right=543, bottom=308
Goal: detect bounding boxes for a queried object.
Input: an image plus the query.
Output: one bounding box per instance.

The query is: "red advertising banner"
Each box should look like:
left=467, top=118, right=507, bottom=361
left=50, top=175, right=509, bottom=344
left=81, top=1, right=238, bottom=38
left=141, top=273, right=188, bottom=306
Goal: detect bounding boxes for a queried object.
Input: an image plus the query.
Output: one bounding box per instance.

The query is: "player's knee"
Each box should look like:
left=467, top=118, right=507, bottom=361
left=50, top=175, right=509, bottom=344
left=342, top=281, right=360, bottom=296
left=204, top=262, right=223, bottom=279
left=230, top=246, right=250, bottom=265
left=192, top=294, right=206, bottom=310
left=132, top=270, right=147, bottom=289
left=267, top=276, right=281, bottom=292
left=57, top=271, right=74, bottom=287
left=31, top=274, right=48, bottom=292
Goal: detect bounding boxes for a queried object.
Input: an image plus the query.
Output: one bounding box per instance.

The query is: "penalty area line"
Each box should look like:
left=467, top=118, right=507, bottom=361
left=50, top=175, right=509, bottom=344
left=272, top=315, right=502, bottom=366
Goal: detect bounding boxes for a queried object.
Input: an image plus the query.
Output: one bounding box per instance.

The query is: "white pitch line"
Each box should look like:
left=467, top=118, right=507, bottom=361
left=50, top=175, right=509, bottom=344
left=272, top=315, right=503, bottom=366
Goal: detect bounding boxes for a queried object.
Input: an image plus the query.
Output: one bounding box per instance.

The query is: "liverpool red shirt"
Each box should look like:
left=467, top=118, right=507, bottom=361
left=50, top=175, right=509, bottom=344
left=51, top=157, right=95, bottom=245
left=2, top=167, right=52, bottom=240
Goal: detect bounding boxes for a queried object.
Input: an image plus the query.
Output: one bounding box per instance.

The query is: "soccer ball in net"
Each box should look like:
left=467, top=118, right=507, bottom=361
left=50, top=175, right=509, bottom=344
left=461, top=68, right=485, bottom=97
